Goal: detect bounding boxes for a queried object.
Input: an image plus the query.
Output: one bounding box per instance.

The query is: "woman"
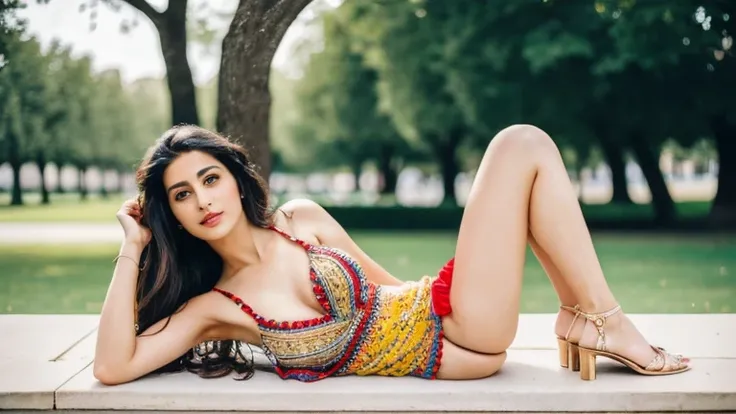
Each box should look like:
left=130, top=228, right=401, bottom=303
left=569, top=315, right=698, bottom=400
left=93, top=124, right=689, bottom=386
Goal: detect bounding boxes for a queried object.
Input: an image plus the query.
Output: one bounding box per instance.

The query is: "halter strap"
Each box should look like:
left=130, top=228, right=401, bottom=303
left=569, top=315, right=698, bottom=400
left=268, top=225, right=312, bottom=250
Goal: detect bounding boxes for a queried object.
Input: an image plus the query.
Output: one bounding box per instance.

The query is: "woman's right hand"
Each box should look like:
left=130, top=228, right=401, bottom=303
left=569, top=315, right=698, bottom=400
left=116, top=198, right=152, bottom=248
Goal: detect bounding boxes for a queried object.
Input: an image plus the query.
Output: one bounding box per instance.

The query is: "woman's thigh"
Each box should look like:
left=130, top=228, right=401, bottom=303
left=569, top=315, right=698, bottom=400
left=441, top=124, right=554, bottom=354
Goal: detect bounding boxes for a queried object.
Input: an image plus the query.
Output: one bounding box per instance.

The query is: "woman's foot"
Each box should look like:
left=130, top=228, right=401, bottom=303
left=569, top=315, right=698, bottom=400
left=576, top=305, right=690, bottom=374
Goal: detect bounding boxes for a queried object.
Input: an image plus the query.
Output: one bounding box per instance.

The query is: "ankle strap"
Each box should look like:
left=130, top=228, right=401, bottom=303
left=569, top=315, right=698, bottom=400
left=560, top=304, right=580, bottom=313
left=580, top=304, right=621, bottom=327
left=578, top=304, right=621, bottom=351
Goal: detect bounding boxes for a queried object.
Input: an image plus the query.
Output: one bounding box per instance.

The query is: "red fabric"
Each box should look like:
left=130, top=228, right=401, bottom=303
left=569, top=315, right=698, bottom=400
left=431, top=257, right=455, bottom=316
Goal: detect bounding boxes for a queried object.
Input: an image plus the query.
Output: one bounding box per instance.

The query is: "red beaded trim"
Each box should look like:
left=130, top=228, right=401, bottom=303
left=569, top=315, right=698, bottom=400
left=311, top=269, right=332, bottom=314
left=212, top=287, right=333, bottom=330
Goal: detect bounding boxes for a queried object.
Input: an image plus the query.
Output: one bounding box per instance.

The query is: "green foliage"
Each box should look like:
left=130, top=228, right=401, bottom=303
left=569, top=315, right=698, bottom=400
left=0, top=0, right=23, bottom=62
left=280, top=0, right=733, bottom=219
left=345, top=1, right=468, bottom=146
left=0, top=30, right=167, bottom=204
left=0, top=34, right=47, bottom=166
left=279, top=5, right=416, bottom=173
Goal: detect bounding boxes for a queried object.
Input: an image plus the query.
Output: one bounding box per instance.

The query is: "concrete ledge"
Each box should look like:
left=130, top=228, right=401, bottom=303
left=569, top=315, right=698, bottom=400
left=0, top=315, right=98, bottom=410
left=57, top=351, right=735, bottom=413
left=2, top=314, right=735, bottom=412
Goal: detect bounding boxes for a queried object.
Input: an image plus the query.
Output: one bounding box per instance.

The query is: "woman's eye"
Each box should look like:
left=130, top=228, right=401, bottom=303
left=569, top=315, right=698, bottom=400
left=175, top=191, right=189, bottom=201
left=205, top=175, right=218, bottom=185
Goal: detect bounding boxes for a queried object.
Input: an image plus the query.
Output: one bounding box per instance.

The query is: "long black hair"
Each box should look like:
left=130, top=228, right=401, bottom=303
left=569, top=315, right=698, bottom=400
left=134, top=125, right=275, bottom=380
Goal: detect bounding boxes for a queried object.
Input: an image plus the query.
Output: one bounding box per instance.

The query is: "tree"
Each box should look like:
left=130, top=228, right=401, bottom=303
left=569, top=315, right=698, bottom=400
left=0, top=35, right=48, bottom=205
left=288, top=8, right=410, bottom=191
left=343, top=0, right=471, bottom=204
left=72, top=0, right=199, bottom=127
left=1, top=0, right=22, bottom=66
left=216, top=0, right=314, bottom=181
left=599, top=0, right=736, bottom=226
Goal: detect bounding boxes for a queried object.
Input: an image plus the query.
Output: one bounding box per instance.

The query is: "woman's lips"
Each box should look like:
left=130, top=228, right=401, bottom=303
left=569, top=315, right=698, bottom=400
left=200, top=212, right=223, bottom=227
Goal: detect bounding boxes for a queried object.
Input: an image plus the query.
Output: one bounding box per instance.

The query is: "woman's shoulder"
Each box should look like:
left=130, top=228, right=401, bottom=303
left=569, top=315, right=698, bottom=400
left=277, top=198, right=326, bottom=221
left=273, top=198, right=331, bottom=243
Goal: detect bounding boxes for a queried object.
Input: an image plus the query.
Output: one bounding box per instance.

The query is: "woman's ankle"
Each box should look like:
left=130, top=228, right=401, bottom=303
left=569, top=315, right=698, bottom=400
left=578, top=295, right=618, bottom=314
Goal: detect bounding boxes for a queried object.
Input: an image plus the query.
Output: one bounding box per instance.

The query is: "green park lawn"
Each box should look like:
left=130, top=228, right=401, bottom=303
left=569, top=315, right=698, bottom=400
left=1, top=232, right=734, bottom=314
left=0, top=193, right=127, bottom=222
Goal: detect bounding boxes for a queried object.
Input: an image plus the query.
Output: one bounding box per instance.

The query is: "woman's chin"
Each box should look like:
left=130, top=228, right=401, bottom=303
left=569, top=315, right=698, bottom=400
left=193, top=218, right=235, bottom=241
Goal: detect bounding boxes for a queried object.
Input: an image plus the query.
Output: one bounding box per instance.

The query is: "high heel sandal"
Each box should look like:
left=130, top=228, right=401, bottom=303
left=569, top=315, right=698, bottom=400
left=575, top=304, right=690, bottom=380
left=556, top=304, right=582, bottom=371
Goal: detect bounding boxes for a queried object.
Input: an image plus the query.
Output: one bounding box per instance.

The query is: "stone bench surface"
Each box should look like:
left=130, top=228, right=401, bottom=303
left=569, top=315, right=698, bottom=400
left=0, top=315, right=99, bottom=410
left=1, top=314, right=734, bottom=413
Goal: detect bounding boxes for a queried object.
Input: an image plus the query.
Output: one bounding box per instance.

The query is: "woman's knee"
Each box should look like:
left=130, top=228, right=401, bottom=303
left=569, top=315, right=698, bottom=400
left=488, top=124, right=560, bottom=161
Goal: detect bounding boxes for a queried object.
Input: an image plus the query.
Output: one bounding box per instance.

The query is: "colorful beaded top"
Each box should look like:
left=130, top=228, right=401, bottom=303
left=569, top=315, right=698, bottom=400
left=212, top=225, right=444, bottom=382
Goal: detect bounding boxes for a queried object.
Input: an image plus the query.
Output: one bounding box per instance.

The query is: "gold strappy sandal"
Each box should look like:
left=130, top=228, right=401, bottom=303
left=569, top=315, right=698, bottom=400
left=575, top=304, right=690, bottom=380
left=556, top=304, right=582, bottom=370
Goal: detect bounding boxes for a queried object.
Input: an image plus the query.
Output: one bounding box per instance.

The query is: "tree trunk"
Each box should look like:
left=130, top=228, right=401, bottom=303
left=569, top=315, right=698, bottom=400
left=434, top=128, right=463, bottom=205
left=708, top=115, right=736, bottom=228
left=217, top=0, right=313, bottom=181
left=78, top=166, right=88, bottom=201
left=36, top=154, right=49, bottom=205
left=7, top=129, right=22, bottom=206
left=438, top=149, right=458, bottom=205
left=351, top=160, right=362, bottom=192
left=157, top=4, right=199, bottom=126
left=10, top=161, right=22, bottom=206
left=378, top=143, right=398, bottom=195
left=122, top=0, right=199, bottom=126
left=56, top=168, right=65, bottom=194
left=629, top=134, right=675, bottom=224
left=598, top=137, right=632, bottom=204
left=100, top=171, right=108, bottom=198
left=574, top=162, right=583, bottom=200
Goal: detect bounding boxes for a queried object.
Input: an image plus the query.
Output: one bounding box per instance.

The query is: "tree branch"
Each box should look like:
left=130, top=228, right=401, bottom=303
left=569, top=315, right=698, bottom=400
left=120, top=0, right=161, bottom=23
left=268, top=0, right=313, bottom=31
left=163, top=0, right=188, bottom=21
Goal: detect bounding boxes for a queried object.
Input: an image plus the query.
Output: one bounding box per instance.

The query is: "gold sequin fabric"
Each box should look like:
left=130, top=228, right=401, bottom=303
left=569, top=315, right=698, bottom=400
left=213, top=226, right=444, bottom=382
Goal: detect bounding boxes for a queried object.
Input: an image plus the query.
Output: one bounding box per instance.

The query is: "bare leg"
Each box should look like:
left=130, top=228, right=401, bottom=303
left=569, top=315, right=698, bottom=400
left=527, top=233, right=585, bottom=340
left=442, top=124, right=689, bottom=375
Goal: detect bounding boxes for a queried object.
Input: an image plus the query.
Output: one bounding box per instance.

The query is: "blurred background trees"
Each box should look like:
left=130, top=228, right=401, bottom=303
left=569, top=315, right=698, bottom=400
left=1, top=0, right=734, bottom=229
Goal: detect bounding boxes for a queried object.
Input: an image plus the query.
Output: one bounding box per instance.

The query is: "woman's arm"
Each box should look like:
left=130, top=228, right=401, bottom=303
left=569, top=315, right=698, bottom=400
left=281, top=199, right=406, bottom=286
left=93, top=241, right=216, bottom=386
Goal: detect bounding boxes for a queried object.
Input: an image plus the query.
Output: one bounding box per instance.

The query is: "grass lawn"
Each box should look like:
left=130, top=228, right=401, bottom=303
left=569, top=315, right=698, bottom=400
left=1, top=232, right=734, bottom=314
left=0, top=193, right=127, bottom=222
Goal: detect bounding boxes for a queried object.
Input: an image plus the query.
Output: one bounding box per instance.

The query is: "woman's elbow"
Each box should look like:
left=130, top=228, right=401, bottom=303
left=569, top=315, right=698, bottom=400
left=93, top=363, right=127, bottom=386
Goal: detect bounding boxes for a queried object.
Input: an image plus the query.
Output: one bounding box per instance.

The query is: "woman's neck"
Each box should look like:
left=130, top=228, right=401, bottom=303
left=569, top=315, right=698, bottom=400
left=208, top=216, right=270, bottom=278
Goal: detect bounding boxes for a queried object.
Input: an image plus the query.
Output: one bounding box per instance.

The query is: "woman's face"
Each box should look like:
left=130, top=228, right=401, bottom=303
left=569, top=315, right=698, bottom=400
left=162, top=150, right=244, bottom=241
